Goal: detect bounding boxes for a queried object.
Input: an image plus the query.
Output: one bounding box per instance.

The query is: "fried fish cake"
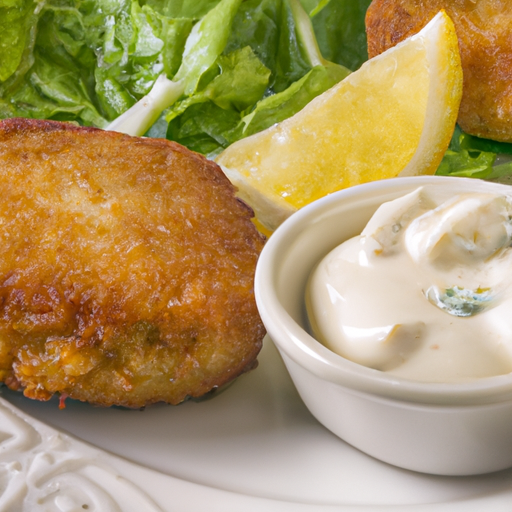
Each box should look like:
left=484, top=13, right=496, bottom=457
left=366, top=0, right=512, bottom=142
left=0, top=118, right=265, bottom=408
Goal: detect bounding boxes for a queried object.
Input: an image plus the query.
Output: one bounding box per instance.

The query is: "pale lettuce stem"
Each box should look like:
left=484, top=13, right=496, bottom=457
left=107, top=74, right=185, bottom=136
left=288, top=0, right=328, bottom=68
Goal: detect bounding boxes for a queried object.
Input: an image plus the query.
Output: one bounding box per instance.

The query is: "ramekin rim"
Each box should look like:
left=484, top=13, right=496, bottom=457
left=255, top=176, right=512, bottom=406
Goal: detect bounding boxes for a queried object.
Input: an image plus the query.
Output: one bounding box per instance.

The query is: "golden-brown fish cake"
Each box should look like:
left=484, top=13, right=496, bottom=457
left=0, top=118, right=265, bottom=408
left=366, top=0, right=512, bottom=142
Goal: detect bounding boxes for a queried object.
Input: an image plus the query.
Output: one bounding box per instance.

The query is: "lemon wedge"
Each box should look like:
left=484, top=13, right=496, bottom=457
left=215, top=11, right=463, bottom=231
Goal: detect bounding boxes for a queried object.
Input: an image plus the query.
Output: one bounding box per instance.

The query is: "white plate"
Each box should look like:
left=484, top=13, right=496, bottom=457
left=3, top=336, right=512, bottom=511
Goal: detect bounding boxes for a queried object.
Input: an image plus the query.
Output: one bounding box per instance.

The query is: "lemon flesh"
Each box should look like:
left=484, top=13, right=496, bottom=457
left=216, top=11, right=463, bottom=231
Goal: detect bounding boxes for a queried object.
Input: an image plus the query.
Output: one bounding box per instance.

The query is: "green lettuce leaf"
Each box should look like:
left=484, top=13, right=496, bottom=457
left=30, top=51, right=106, bottom=126
left=224, top=0, right=281, bottom=85
left=149, top=14, right=194, bottom=78
left=163, top=0, right=350, bottom=154
left=173, top=0, right=243, bottom=95
left=273, top=0, right=312, bottom=92
left=457, top=128, right=512, bottom=156
left=82, top=0, right=167, bottom=117
left=1, top=0, right=355, bottom=151
left=436, top=125, right=512, bottom=180
left=167, top=46, right=270, bottom=122
left=109, top=0, right=245, bottom=135
left=1, top=1, right=108, bottom=125
left=436, top=149, right=496, bottom=179
left=141, top=0, right=222, bottom=19
left=0, top=0, right=42, bottom=83
left=167, top=101, right=241, bottom=154
left=165, top=46, right=270, bottom=152
left=307, top=0, right=372, bottom=71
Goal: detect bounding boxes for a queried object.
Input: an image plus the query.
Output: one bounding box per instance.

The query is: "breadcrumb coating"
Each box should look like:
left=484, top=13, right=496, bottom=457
left=366, top=0, right=512, bottom=141
left=0, top=118, right=266, bottom=408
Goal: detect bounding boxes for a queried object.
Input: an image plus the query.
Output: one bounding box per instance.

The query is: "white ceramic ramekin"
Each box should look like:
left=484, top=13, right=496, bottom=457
left=255, top=176, right=512, bottom=476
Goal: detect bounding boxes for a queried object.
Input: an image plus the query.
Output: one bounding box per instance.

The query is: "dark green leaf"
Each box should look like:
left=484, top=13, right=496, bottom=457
left=309, top=0, right=372, bottom=71
left=167, top=101, right=240, bottom=154
left=224, top=0, right=281, bottom=82
left=458, top=127, right=512, bottom=156
left=273, top=0, right=311, bottom=92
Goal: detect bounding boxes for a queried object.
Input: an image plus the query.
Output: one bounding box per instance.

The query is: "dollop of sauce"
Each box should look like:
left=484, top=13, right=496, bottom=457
left=306, top=187, right=512, bottom=382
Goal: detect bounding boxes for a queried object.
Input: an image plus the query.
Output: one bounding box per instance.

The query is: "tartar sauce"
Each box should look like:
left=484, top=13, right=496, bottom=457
left=306, top=187, right=512, bottom=382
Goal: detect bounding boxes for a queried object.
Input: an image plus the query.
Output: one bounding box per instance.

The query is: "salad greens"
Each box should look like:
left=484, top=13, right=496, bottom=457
left=0, top=0, right=367, bottom=156
left=437, top=125, right=512, bottom=182
left=3, top=0, right=512, bottom=180
left=163, top=0, right=351, bottom=155
left=108, top=0, right=244, bottom=135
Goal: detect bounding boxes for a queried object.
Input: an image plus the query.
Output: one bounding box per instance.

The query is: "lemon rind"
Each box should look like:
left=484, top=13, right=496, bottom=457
left=398, top=10, right=462, bottom=177
left=220, top=164, right=297, bottom=232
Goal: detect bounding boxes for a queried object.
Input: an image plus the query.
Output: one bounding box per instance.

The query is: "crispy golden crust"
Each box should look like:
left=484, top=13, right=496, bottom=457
left=0, top=118, right=266, bottom=408
left=366, top=0, right=512, bottom=141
